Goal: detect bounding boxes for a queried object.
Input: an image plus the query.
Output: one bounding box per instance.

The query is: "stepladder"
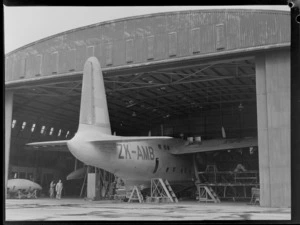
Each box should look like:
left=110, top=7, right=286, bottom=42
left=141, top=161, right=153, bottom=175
left=148, top=178, right=178, bottom=203
left=196, top=185, right=221, bottom=203
left=128, top=186, right=144, bottom=203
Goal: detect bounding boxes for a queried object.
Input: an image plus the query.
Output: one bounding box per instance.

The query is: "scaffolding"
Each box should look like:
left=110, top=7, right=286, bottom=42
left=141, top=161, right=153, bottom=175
left=194, top=162, right=259, bottom=202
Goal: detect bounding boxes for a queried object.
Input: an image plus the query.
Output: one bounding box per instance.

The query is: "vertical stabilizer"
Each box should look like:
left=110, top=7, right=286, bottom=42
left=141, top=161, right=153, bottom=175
left=78, top=57, right=111, bottom=135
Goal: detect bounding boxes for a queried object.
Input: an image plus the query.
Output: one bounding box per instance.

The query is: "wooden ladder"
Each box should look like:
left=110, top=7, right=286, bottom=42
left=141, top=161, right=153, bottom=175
left=164, top=179, right=178, bottom=203
left=150, top=178, right=178, bottom=203
left=197, top=185, right=221, bottom=203
left=128, top=186, right=144, bottom=203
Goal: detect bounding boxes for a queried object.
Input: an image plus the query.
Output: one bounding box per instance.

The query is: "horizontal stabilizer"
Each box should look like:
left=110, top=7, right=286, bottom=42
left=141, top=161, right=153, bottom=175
left=66, top=167, right=86, bottom=180
left=25, top=140, right=69, bottom=152
left=90, top=136, right=173, bottom=143
left=170, top=137, right=258, bottom=155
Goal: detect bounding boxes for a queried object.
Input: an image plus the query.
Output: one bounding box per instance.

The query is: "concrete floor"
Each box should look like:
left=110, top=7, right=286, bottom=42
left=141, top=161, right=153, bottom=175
left=5, top=198, right=291, bottom=221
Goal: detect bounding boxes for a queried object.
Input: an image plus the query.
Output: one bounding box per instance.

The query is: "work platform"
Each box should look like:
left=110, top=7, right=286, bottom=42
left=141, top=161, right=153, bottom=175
left=195, top=164, right=259, bottom=202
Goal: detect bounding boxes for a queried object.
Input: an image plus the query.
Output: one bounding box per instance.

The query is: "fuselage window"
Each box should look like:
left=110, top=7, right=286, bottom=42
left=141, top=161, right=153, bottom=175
left=184, top=168, right=187, bottom=174
left=12, top=119, right=17, bottom=128
left=189, top=169, right=192, bottom=174
left=181, top=168, right=183, bottom=174
left=158, top=144, right=162, bottom=149
left=173, top=167, right=176, bottom=172
left=58, top=129, right=62, bottom=137
left=163, top=145, right=167, bottom=150
left=65, top=131, right=70, bottom=138
left=166, top=167, right=169, bottom=173
left=167, top=146, right=170, bottom=150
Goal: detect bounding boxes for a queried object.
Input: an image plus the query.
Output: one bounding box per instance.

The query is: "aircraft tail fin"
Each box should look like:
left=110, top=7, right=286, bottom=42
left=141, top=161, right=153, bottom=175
left=78, top=57, right=111, bottom=135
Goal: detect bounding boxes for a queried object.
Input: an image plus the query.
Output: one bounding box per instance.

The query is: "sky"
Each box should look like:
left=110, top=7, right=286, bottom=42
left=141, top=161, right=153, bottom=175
left=4, top=5, right=289, bottom=54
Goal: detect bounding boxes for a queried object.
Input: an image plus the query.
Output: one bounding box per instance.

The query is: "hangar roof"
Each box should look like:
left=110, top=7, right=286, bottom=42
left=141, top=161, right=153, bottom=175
left=5, top=8, right=289, bottom=138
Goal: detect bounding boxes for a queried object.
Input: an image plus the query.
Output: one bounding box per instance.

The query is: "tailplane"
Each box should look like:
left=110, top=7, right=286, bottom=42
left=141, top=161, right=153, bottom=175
left=78, top=57, right=111, bottom=135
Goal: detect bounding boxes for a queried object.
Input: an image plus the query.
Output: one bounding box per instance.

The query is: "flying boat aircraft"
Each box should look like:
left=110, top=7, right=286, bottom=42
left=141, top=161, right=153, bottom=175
left=27, top=57, right=257, bottom=192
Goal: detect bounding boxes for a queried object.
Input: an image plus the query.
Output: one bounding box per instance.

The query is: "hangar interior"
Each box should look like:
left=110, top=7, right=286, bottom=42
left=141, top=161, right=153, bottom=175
left=8, top=56, right=259, bottom=199
left=5, top=9, right=290, bottom=207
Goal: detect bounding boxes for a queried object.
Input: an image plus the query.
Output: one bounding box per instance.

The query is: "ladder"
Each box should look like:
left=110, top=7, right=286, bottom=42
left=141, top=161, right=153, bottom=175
left=149, top=178, right=178, bottom=203
left=196, top=185, right=221, bottom=203
left=128, top=186, right=144, bottom=203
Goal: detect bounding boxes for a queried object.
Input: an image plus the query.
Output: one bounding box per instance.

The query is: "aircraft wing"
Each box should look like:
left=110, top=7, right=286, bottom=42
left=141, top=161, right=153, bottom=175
left=25, top=136, right=173, bottom=151
left=25, top=140, right=69, bottom=152
left=170, top=137, right=258, bottom=155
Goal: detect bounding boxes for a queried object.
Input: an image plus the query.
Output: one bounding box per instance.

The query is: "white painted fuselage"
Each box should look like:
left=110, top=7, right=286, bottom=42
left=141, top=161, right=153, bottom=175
left=67, top=129, right=194, bottom=189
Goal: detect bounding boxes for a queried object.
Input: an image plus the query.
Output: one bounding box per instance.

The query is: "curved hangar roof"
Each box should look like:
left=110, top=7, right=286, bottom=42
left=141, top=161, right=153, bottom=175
left=5, top=8, right=290, bottom=85
left=5, top=8, right=290, bottom=135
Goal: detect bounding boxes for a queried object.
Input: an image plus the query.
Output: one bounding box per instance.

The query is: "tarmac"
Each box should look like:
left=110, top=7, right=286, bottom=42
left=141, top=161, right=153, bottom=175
left=5, top=198, right=291, bottom=221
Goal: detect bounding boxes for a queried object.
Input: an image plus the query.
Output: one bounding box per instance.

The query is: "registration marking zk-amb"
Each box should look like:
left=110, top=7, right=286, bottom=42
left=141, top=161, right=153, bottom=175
left=118, top=144, right=155, bottom=160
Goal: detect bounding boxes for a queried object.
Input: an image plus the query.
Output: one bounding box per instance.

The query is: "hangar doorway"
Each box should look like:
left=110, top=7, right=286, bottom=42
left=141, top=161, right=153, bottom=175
left=7, top=55, right=259, bottom=200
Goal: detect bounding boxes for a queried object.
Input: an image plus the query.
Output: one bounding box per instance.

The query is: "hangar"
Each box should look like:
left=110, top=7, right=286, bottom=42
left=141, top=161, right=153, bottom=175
left=5, top=8, right=290, bottom=208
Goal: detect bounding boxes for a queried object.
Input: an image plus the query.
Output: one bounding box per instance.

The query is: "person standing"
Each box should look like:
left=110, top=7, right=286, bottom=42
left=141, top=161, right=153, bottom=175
left=55, top=180, right=63, bottom=199
left=49, top=181, right=55, bottom=198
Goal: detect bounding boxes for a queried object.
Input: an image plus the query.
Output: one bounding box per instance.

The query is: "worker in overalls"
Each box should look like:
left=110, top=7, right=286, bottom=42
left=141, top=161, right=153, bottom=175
left=55, top=180, right=63, bottom=199
left=49, top=181, right=55, bottom=198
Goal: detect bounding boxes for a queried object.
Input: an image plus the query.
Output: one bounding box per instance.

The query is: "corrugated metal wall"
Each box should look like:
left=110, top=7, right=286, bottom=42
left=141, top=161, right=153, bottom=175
left=5, top=9, right=290, bottom=83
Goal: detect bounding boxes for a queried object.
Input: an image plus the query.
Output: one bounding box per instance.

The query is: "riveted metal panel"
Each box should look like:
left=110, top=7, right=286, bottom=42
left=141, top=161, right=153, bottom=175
left=42, top=52, right=51, bottom=76
left=86, top=46, right=95, bottom=57
left=240, top=11, right=255, bottom=47
left=216, top=23, right=226, bottom=50
left=35, top=54, right=42, bottom=76
left=191, top=28, right=201, bottom=54
left=226, top=13, right=241, bottom=49
left=58, top=49, right=75, bottom=73
left=25, top=54, right=41, bottom=78
left=146, top=36, right=154, bottom=60
left=178, top=29, right=190, bottom=57
left=94, top=44, right=104, bottom=68
left=50, top=52, right=59, bottom=74
left=105, top=42, right=113, bottom=66
left=113, top=39, right=125, bottom=66
left=102, top=23, right=117, bottom=41
left=168, top=32, right=177, bottom=57
left=75, top=46, right=87, bottom=71
left=178, top=12, right=191, bottom=30
left=166, top=13, right=178, bottom=33
left=5, top=57, right=13, bottom=82
left=69, top=49, right=76, bottom=72
left=4, top=9, right=290, bottom=84
left=200, top=25, right=215, bottom=53
left=126, top=39, right=134, bottom=63
left=124, top=19, right=135, bottom=39
left=153, top=15, right=166, bottom=34
left=11, top=55, right=22, bottom=80
left=155, top=33, right=167, bottom=60
left=135, top=37, right=145, bottom=63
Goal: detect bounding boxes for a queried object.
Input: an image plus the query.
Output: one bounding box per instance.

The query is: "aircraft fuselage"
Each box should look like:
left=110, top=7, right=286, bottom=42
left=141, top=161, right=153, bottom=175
left=67, top=130, right=194, bottom=188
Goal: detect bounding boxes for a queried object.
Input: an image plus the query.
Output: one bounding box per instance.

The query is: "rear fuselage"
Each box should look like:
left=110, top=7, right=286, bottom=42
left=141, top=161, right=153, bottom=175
left=67, top=131, right=194, bottom=188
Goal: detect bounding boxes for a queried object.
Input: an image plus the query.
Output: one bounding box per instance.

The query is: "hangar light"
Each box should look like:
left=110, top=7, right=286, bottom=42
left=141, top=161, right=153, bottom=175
left=11, top=119, right=16, bottom=128
left=31, top=124, right=36, bottom=132
left=21, top=122, right=27, bottom=130
left=40, top=126, right=45, bottom=134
